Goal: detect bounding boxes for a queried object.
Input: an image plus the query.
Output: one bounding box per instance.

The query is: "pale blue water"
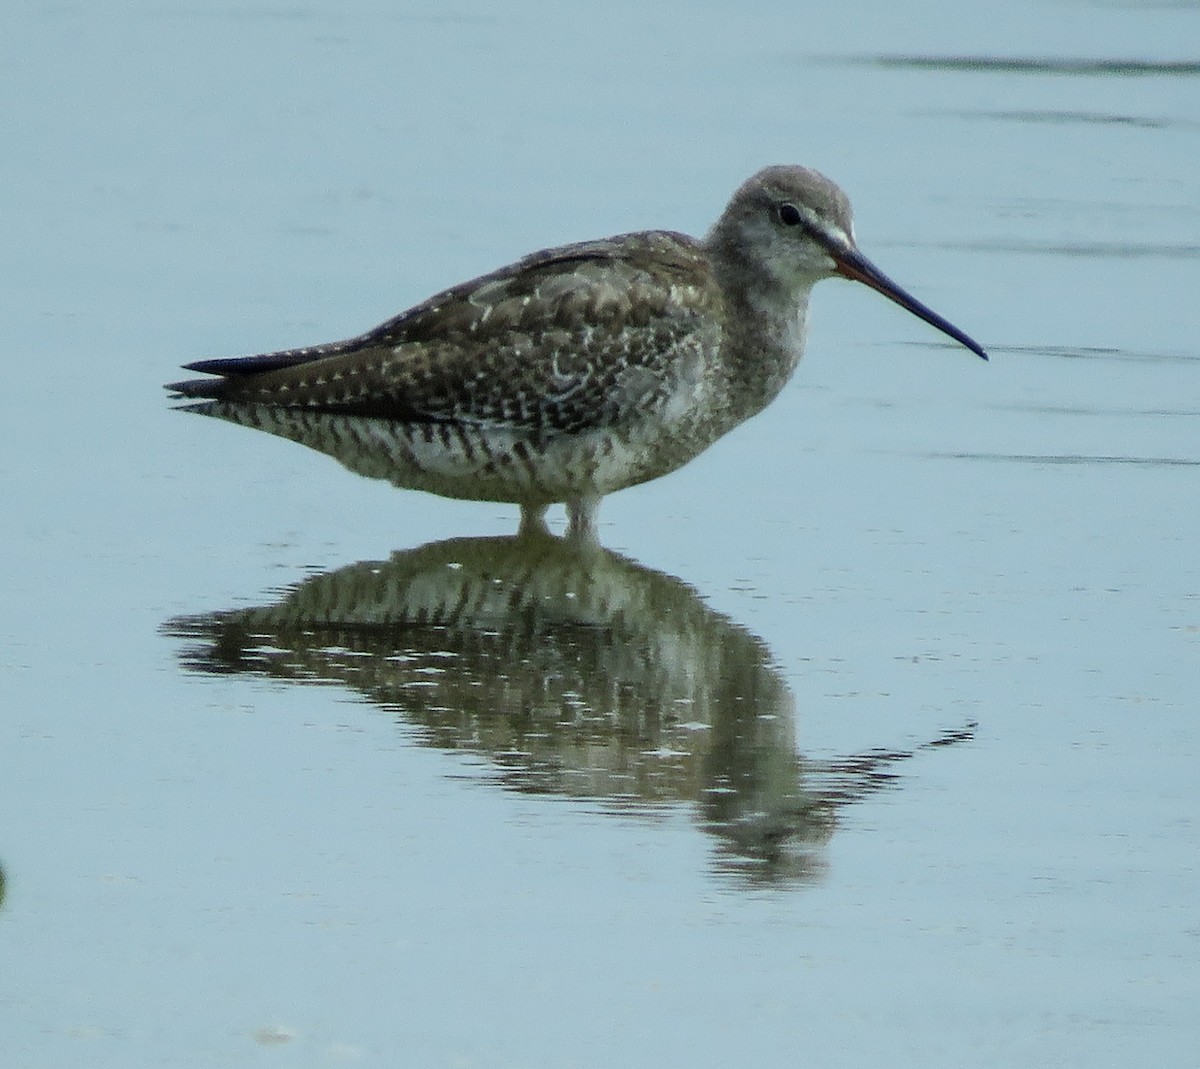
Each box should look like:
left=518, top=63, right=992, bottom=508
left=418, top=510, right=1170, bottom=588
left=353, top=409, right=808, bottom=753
left=2, top=1, right=1198, bottom=1065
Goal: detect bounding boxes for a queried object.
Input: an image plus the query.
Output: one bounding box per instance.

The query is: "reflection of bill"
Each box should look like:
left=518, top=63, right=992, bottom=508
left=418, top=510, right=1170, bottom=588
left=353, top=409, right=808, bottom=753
left=166, top=535, right=972, bottom=885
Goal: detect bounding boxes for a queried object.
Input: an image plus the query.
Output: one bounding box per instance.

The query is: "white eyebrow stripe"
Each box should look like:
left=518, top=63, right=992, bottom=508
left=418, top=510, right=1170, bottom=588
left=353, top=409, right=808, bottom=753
left=795, top=203, right=853, bottom=254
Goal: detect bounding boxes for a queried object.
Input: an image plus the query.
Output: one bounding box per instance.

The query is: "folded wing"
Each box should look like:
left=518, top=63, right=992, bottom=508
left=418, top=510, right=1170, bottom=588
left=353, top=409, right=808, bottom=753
left=168, top=232, right=720, bottom=435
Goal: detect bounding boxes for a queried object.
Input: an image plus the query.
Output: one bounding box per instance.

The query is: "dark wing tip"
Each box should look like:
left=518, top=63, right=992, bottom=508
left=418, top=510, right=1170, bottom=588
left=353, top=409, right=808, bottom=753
left=165, top=377, right=225, bottom=399
left=182, top=352, right=306, bottom=376
left=168, top=344, right=359, bottom=400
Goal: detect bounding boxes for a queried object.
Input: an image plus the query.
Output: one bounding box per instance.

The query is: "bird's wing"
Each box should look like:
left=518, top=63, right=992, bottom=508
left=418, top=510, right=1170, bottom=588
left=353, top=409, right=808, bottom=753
left=169, top=232, right=722, bottom=433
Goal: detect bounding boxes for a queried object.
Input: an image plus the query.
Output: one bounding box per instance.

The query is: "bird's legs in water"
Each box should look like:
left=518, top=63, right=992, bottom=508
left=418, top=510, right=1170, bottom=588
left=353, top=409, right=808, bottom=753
left=518, top=503, right=551, bottom=539
left=517, top=496, right=600, bottom=542
left=566, top=495, right=600, bottom=543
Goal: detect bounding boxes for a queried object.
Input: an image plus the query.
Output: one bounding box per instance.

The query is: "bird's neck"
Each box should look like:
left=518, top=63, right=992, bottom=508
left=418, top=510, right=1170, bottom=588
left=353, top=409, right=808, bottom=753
left=717, top=271, right=815, bottom=416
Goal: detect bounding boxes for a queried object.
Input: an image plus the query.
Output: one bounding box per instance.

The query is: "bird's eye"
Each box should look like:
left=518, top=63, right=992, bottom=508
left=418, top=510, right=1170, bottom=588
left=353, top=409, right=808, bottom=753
left=778, top=203, right=802, bottom=227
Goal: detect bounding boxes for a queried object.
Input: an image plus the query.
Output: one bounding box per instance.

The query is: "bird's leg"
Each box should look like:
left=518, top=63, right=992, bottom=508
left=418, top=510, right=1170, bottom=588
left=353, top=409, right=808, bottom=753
left=518, top=503, right=551, bottom=539
left=565, top=496, right=601, bottom=543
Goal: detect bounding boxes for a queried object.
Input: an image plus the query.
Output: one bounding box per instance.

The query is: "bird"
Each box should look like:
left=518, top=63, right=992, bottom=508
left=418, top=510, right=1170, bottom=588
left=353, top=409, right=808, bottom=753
left=168, top=165, right=987, bottom=540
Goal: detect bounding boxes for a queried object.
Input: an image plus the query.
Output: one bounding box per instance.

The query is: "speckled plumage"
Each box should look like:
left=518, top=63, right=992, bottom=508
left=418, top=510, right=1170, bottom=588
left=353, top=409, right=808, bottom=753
left=170, top=166, right=986, bottom=538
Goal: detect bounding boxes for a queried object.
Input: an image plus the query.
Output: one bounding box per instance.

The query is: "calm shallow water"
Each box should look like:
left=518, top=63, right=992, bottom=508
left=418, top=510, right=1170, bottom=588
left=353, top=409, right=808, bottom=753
left=2, top=0, right=1198, bottom=1065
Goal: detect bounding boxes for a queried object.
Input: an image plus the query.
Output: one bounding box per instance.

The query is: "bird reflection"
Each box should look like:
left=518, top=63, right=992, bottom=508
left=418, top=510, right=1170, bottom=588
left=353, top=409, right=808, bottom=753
left=165, top=535, right=972, bottom=884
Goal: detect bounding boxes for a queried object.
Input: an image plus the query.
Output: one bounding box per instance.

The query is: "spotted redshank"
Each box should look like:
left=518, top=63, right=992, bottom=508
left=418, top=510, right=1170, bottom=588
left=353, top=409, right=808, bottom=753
left=169, top=165, right=986, bottom=539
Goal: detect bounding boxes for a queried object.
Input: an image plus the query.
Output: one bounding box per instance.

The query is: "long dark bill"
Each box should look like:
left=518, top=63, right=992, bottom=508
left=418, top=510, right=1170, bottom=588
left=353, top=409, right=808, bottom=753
left=834, top=246, right=988, bottom=361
